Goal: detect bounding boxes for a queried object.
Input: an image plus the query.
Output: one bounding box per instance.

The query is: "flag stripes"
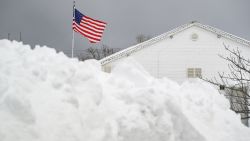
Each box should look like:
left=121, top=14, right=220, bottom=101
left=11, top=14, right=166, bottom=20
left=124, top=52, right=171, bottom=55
left=74, top=21, right=102, bottom=37
left=73, top=22, right=101, bottom=43
left=84, top=16, right=106, bottom=27
left=72, top=9, right=107, bottom=43
left=80, top=21, right=105, bottom=32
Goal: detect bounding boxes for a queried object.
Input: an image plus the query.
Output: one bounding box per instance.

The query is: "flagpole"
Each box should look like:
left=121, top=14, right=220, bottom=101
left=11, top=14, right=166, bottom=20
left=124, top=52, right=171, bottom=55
left=71, top=0, right=76, bottom=58
left=72, top=28, right=75, bottom=58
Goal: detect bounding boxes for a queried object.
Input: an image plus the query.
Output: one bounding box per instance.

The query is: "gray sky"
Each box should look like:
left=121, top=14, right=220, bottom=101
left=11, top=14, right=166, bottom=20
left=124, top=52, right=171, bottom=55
left=1, top=0, right=250, bottom=56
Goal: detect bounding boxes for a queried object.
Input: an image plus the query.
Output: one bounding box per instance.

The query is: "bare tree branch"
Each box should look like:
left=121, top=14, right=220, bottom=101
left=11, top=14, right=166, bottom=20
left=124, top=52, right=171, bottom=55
left=203, top=44, right=250, bottom=125
left=78, top=45, right=120, bottom=61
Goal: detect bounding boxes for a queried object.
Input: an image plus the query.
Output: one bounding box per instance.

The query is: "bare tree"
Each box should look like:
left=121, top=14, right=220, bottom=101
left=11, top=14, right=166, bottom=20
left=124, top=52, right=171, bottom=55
left=78, top=45, right=119, bottom=61
left=203, top=44, right=250, bottom=126
left=79, top=34, right=151, bottom=61
left=101, top=44, right=115, bottom=58
left=136, top=34, right=151, bottom=43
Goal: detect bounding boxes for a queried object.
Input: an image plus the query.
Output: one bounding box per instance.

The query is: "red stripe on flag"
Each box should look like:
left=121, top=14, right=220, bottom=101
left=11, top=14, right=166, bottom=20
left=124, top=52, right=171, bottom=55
left=79, top=22, right=104, bottom=33
left=81, top=19, right=106, bottom=31
left=74, top=22, right=102, bottom=37
left=84, top=15, right=107, bottom=25
left=74, top=22, right=102, bottom=38
left=74, top=27, right=101, bottom=43
left=73, top=22, right=101, bottom=43
left=83, top=17, right=106, bottom=28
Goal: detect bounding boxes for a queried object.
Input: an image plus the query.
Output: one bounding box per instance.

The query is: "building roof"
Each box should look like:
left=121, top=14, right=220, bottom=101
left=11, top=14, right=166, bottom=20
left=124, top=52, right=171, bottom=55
left=100, top=21, right=250, bottom=65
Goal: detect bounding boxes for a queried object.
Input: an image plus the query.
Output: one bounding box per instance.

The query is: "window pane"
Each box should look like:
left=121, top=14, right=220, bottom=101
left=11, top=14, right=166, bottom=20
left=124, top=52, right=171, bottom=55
left=195, top=68, right=202, bottom=77
left=187, top=68, right=194, bottom=78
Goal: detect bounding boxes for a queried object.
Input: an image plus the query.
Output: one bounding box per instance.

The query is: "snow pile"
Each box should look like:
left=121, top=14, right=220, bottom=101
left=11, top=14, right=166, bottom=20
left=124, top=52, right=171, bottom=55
left=0, top=40, right=249, bottom=141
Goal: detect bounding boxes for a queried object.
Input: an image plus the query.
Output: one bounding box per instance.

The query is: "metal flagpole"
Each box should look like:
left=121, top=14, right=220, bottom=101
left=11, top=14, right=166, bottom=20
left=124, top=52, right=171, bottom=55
left=71, top=0, right=76, bottom=58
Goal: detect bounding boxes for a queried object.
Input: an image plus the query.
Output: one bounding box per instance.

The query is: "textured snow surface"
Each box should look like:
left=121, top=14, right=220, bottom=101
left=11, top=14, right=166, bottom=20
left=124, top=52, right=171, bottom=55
left=0, top=40, right=249, bottom=141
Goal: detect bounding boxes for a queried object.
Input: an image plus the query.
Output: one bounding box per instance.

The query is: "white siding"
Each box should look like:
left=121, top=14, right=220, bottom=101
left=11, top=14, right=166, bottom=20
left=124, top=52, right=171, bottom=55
left=103, top=26, right=250, bottom=83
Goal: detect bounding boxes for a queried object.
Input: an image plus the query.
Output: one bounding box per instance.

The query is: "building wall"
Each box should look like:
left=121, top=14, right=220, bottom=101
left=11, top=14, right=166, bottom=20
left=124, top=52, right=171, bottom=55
left=103, top=26, right=250, bottom=83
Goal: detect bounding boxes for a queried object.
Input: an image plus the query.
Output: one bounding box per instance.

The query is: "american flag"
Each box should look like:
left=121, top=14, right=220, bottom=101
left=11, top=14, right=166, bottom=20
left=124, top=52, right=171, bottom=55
left=72, top=9, right=107, bottom=43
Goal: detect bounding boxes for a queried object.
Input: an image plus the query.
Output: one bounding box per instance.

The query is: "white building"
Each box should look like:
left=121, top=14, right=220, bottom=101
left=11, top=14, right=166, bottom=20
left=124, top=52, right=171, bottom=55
left=100, top=21, right=250, bottom=83
left=100, top=21, right=250, bottom=126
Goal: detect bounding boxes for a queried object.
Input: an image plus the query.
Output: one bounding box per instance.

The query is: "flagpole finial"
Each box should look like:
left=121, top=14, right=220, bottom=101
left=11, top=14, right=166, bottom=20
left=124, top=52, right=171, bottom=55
left=73, top=0, right=75, bottom=18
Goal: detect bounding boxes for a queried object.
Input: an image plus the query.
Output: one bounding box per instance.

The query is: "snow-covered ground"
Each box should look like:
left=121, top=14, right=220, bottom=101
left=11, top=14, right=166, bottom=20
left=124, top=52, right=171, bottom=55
left=0, top=40, right=249, bottom=141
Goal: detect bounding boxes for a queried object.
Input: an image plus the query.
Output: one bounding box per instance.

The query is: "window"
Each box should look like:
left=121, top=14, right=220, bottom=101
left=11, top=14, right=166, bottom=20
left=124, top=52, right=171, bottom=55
left=195, top=68, right=202, bottom=77
left=187, top=68, right=202, bottom=78
left=219, top=85, right=225, bottom=90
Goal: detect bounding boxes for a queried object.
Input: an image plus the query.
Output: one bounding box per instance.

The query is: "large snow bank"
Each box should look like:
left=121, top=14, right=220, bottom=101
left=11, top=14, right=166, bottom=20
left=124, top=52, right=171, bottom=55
left=0, top=40, right=249, bottom=141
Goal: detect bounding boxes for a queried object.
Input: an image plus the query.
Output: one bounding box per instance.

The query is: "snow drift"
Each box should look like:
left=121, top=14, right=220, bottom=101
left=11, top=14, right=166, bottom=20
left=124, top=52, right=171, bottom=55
left=0, top=40, right=249, bottom=141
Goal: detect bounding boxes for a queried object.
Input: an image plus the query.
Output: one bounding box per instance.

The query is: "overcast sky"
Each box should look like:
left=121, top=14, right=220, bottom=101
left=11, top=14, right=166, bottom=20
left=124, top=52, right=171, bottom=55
left=1, top=0, right=250, bottom=56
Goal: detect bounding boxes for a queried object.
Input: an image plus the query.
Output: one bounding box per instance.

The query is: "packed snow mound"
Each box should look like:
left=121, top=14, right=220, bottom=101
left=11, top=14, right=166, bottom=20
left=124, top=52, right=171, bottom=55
left=0, top=40, right=249, bottom=141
